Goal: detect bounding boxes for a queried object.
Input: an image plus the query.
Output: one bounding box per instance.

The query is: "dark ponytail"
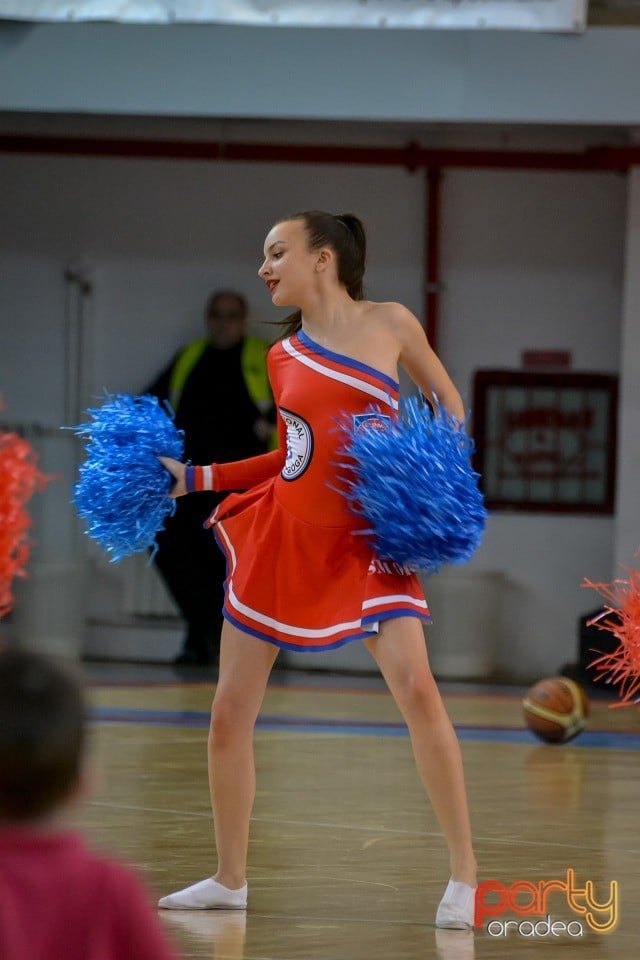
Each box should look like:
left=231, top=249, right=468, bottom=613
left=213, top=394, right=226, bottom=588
left=271, top=210, right=367, bottom=341
left=334, top=213, right=367, bottom=300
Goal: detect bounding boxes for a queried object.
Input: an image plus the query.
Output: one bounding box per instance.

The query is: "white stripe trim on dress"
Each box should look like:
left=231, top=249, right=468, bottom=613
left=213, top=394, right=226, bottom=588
left=202, top=464, right=213, bottom=489
left=283, top=338, right=399, bottom=411
left=363, top=593, right=429, bottom=610
left=227, top=582, right=366, bottom=639
left=217, top=522, right=237, bottom=569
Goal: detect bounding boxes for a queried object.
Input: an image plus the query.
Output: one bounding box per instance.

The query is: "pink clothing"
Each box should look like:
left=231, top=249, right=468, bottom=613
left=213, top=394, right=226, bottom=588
left=0, top=826, right=179, bottom=960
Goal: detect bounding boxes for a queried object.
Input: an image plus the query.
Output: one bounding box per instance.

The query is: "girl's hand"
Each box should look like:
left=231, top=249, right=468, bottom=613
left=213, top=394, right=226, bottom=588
left=158, top=456, right=187, bottom=498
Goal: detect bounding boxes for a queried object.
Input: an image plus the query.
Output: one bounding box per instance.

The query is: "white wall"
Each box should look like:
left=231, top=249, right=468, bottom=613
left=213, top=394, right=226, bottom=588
left=440, top=169, right=624, bottom=382
left=0, top=148, right=627, bottom=678
left=438, top=169, right=625, bottom=678
left=0, top=153, right=424, bottom=403
left=4, top=23, right=640, bottom=125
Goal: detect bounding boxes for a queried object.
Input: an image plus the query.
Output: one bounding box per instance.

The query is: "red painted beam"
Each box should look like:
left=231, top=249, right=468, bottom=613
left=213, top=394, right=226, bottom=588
left=0, top=134, right=639, bottom=172
left=425, top=168, right=441, bottom=350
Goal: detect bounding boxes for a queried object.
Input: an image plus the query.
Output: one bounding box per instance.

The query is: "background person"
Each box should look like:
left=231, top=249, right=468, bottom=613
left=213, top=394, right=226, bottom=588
left=147, top=290, right=274, bottom=666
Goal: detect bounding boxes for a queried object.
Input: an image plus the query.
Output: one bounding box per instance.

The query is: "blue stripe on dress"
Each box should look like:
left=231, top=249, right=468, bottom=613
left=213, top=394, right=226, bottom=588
left=296, top=330, right=400, bottom=393
left=222, top=609, right=379, bottom=651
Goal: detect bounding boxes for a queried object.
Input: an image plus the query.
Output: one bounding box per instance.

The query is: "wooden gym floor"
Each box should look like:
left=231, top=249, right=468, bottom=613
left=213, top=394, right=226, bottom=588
left=75, top=662, right=640, bottom=960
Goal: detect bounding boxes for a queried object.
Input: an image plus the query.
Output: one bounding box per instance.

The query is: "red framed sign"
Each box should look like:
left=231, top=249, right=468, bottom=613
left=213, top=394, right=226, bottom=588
left=472, top=371, right=618, bottom=514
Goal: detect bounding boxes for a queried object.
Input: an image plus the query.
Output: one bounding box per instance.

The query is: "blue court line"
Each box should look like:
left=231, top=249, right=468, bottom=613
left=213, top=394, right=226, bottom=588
left=89, top=707, right=640, bottom=750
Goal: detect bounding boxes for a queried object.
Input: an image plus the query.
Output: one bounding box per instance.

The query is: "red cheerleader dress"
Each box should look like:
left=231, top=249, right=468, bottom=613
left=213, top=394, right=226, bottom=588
left=186, top=329, right=430, bottom=651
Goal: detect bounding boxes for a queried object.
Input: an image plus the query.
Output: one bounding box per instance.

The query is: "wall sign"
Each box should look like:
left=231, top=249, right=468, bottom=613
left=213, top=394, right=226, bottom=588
left=473, top=370, right=618, bottom=514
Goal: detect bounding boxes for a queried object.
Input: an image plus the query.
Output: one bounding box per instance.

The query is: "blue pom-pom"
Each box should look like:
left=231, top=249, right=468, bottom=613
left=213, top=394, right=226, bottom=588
left=339, top=396, right=487, bottom=574
left=71, top=393, right=184, bottom=562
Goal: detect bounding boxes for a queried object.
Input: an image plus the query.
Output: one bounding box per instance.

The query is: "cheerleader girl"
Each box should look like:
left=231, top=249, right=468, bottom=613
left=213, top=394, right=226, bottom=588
left=158, top=211, right=477, bottom=928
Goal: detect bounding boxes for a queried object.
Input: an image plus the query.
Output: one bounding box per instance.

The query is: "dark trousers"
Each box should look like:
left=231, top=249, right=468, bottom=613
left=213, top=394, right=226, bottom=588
left=153, top=493, right=226, bottom=663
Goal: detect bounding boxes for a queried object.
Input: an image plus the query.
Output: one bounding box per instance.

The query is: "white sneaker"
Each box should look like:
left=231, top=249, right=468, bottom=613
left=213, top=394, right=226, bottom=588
left=435, top=880, right=476, bottom=929
left=158, top=877, right=248, bottom=910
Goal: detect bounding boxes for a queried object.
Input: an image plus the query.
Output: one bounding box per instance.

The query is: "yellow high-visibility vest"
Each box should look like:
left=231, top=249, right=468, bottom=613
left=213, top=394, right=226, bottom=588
left=168, top=336, right=277, bottom=449
left=169, top=336, right=272, bottom=413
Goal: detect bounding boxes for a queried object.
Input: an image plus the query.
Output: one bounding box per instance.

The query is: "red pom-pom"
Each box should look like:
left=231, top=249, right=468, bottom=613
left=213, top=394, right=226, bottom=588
left=583, top=567, right=640, bottom=706
left=0, top=430, right=49, bottom=618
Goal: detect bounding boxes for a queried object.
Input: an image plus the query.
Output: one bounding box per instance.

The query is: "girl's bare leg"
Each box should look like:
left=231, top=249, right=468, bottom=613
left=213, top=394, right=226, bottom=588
left=363, top=617, right=476, bottom=887
left=158, top=620, right=278, bottom=908
left=210, top=621, right=279, bottom=888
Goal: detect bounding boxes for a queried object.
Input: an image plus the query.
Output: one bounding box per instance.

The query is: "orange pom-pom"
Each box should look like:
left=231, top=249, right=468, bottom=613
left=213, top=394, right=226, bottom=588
left=583, top=567, right=640, bottom=706
left=0, top=430, right=49, bottom=618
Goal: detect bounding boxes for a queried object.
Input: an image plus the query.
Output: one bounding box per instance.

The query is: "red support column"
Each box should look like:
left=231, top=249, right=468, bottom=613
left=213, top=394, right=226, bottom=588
left=425, top=167, right=442, bottom=350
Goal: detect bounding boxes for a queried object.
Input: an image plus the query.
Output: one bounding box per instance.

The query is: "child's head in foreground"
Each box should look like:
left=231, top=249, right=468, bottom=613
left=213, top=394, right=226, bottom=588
left=0, top=648, right=85, bottom=823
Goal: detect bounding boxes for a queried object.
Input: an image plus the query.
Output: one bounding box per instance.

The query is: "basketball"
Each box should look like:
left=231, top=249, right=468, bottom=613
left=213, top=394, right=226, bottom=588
left=522, top=677, right=589, bottom=744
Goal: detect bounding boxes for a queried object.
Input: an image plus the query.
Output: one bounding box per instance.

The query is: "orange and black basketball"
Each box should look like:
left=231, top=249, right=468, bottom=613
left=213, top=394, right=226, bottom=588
left=522, top=676, right=589, bottom=744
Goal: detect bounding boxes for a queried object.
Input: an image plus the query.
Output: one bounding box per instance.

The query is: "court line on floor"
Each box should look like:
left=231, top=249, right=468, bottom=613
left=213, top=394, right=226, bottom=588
left=90, top=674, right=530, bottom=701
left=89, top=706, right=640, bottom=750
left=84, top=801, right=640, bottom=856
left=249, top=815, right=640, bottom=855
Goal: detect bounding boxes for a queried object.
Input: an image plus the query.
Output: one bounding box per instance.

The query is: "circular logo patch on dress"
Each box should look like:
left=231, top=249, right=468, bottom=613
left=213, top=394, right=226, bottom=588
left=280, top=408, right=314, bottom=481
